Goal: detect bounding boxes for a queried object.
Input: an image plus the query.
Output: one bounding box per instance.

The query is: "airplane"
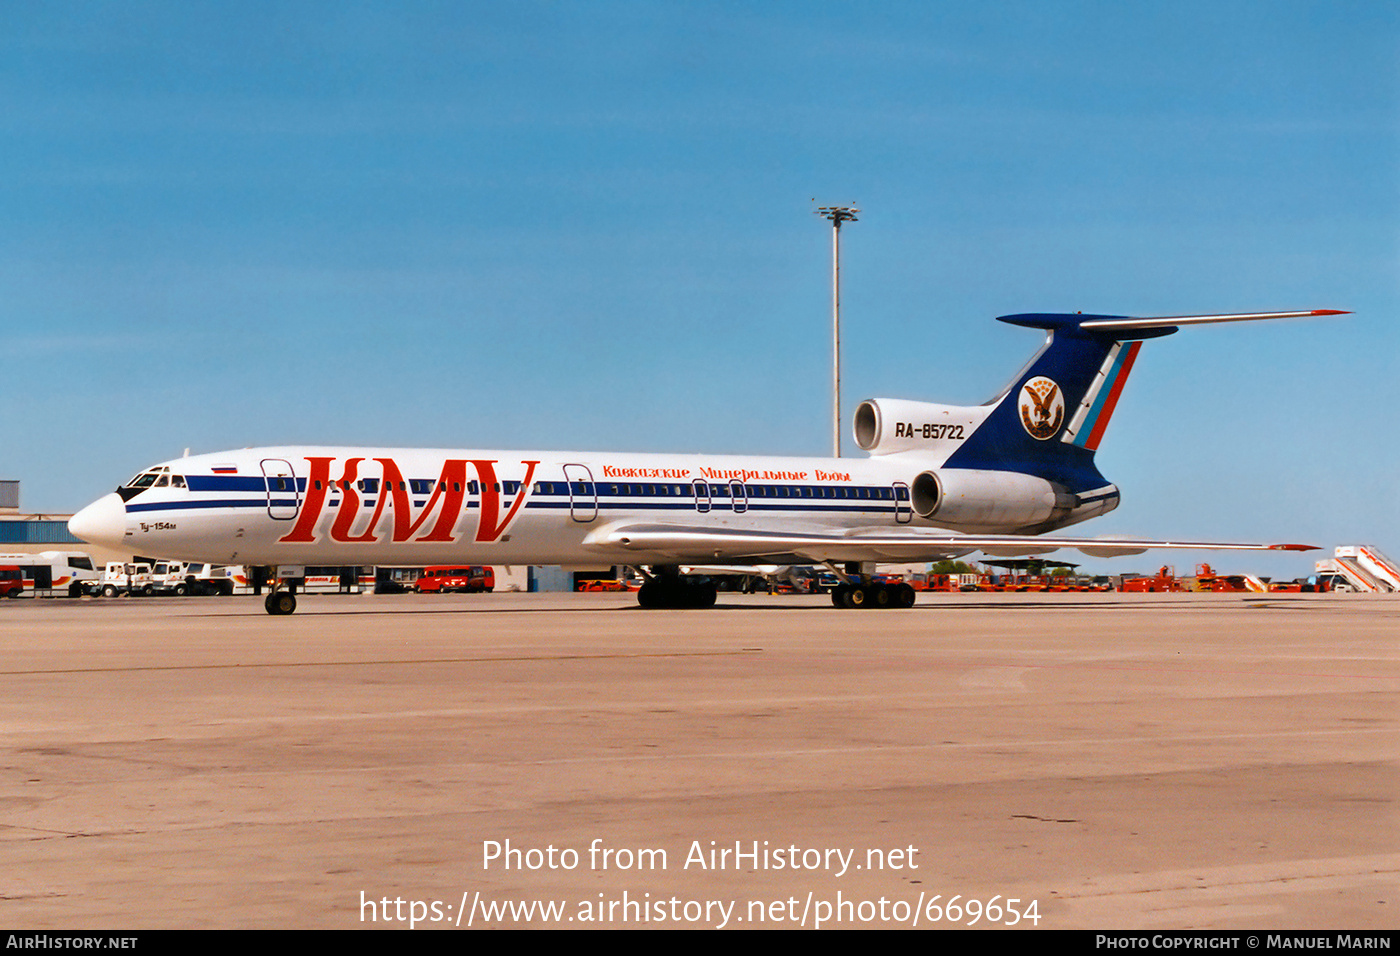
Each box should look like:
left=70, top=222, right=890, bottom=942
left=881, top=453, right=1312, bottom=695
left=68, top=309, right=1344, bottom=615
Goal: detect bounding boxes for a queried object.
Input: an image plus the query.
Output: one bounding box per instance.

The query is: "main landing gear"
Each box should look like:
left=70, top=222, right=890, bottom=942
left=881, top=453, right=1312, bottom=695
left=824, top=561, right=917, bottom=610
left=630, top=564, right=917, bottom=610
left=830, top=581, right=916, bottom=610
left=635, top=567, right=718, bottom=609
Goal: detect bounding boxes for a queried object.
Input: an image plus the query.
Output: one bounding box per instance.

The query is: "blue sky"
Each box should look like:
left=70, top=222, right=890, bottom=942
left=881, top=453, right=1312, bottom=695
left=4, top=1, right=1395, bottom=577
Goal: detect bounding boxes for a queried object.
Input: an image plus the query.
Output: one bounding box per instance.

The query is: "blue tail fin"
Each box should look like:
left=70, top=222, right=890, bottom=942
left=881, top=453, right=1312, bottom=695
left=941, top=313, right=1171, bottom=494
left=942, top=309, right=1344, bottom=493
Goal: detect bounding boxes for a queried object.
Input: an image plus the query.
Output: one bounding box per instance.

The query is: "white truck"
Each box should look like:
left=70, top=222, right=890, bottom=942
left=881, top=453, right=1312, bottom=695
left=148, top=561, right=248, bottom=595
left=176, top=563, right=246, bottom=596
left=92, top=562, right=155, bottom=597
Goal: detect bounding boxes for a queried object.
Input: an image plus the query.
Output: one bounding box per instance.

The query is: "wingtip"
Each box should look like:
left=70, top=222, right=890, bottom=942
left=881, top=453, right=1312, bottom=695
left=1311, top=310, right=1350, bottom=316
left=1269, top=544, right=1320, bottom=551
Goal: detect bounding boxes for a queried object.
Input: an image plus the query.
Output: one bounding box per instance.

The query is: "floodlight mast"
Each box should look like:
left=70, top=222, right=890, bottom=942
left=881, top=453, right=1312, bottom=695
left=815, top=205, right=858, bottom=457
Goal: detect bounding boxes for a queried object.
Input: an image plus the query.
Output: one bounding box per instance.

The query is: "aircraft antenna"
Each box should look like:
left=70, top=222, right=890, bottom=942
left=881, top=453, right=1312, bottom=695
left=815, top=204, right=859, bottom=457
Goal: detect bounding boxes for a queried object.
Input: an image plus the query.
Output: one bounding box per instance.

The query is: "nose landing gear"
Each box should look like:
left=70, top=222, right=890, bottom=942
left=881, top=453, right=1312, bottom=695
left=261, top=566, right=299, bottom=615
left=265, top=589, right=297, bottom=616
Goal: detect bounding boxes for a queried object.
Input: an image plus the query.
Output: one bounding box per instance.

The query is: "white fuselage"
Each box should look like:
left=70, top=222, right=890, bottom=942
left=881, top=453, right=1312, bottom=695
left=78, top=444, right=1091, bottom=568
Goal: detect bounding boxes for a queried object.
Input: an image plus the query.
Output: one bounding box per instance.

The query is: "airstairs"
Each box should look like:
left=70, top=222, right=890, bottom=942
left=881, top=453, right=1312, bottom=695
left=1315, top=545, right=1400, bottom=593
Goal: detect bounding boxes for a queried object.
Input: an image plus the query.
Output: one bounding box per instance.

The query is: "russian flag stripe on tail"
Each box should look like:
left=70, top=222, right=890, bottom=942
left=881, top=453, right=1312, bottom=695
left=1082, top=340, right=1139, bottom=450
left=1062, top=340, right=1141, bottom=451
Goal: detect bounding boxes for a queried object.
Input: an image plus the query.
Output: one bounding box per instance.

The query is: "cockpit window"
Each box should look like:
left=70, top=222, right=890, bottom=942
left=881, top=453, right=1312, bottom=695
left=126, top=466, right=173, bottom=489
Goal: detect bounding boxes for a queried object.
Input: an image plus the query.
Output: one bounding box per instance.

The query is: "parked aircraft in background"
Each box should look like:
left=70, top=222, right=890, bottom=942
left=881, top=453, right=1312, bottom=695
left=69, top=309, right=1341, bottom=614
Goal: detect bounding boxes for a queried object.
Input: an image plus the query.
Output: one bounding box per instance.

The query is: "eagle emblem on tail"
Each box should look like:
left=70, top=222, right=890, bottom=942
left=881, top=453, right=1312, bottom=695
left=1018, top=376, right=1064, bottom=440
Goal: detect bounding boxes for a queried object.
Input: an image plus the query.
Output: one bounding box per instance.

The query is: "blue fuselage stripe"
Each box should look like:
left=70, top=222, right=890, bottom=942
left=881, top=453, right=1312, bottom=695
left=126, top=495, right=899, bottom=517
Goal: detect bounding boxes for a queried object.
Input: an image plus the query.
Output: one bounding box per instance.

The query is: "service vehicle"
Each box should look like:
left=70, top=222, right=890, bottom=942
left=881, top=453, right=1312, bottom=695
left=0, top=566, right=24, bottom=598
left=0, top=551, right=99, bottom=597
left=417, top=566, right=494, bottom=594
left=92, top=561, right=155, bottom=597
left=183, top=563, right=246, bottom=595
left=576, top=577, right=636, bottom=592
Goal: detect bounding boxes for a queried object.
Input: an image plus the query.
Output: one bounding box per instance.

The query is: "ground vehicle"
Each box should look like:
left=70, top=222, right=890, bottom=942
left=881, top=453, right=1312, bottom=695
left=287, top=566, right=373, bottom=593
left=576, top=578, right=637, bottom=592
left=1185, top=563, right=1266, bottom=593
left=180, top=563, right=246, bottom=595
left=92, top=562, right=155, bottom=597
left=1119, top=566, right=1187, bottom=592
left=144, top=560, right=246, bottom=595
left=912, top=572, right=988, bottom=591
left=0, top=551, right=98, bottom=597
left=417, top=566, right=494, bottom=594
left=149, top=561, right=192, bottom=594
left=374, top=567, right=421, bottom=593
left=0, top=566, right=24, bottom=598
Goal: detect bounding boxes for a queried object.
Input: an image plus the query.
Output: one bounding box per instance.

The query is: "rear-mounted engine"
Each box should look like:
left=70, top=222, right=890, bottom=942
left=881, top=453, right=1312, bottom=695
left=910, top=468, right=1076, bottom=531
left=853, top=398, right=990, bottom=456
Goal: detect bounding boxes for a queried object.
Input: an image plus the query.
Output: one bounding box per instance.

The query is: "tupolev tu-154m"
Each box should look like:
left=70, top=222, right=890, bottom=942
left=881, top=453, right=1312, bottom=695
left=68, top=309, right=1343, bottom=614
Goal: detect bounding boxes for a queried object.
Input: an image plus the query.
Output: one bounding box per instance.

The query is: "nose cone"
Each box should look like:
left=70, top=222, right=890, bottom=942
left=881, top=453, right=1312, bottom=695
left=69, top=493, right=129, bottom=551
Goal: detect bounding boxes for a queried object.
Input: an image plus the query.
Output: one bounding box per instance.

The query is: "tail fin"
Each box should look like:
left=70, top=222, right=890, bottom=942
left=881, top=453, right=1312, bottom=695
left=943, top=310, right=1345, bottom=494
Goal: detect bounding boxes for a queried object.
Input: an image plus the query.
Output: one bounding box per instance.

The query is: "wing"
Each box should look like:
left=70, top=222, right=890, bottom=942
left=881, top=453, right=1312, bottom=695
left=581, top=523, right=1316, bottom=564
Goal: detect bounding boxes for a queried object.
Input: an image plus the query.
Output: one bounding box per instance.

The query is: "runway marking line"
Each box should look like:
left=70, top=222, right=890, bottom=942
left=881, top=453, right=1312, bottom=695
left=0, top=648, right=762, bottom=677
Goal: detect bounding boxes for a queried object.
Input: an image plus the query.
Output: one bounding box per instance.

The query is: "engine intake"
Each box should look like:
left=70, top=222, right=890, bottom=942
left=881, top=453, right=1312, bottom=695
left=853, top=398, right=990, bottom=456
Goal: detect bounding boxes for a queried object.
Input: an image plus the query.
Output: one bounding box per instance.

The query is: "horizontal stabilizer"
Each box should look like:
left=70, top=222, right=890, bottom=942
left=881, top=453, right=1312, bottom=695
left=1077, top=310, right=1348, bottom=332
left=997, top=309, right=1348, bottom=337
